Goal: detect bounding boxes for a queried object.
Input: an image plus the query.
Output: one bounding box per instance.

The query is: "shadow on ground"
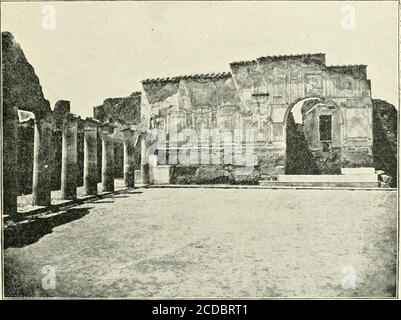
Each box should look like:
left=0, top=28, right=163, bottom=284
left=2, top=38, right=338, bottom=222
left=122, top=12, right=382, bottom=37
left=3, top=188, right=397, bottom=298
left=92, top=200, right=114, bottom=204
left=4, top=254, right=43, bottom=297
left=4, top=207, right=92, bottom=249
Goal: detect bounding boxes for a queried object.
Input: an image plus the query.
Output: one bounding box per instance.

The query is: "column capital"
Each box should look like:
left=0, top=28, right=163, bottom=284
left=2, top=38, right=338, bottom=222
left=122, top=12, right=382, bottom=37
left=83, top=117, right=101, bottom=131
left=120, top=126, right=139, bottom=140
left=100, top=122, right=116, bottom=136
left=53, top=113, right=80, bottom=131
left=18, top=110, right=35, bottom=122
left=34, top=113, right=55, bottom=130
left=64, top=113, right=80, bottom=123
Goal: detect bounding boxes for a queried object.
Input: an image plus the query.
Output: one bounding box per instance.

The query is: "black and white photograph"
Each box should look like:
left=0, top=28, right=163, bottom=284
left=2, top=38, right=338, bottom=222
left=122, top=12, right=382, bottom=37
left=0, top=0, right=399, bottom=302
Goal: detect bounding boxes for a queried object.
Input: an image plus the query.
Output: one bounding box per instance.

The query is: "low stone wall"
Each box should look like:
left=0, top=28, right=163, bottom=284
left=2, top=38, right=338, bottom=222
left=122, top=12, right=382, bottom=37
left=255, top=145, right=285, bottom=177
left=311, top=148, right=342, bottom=174
left=170, top=164, right=261, bottom=185
left=342, top=146, right=374, bottom=168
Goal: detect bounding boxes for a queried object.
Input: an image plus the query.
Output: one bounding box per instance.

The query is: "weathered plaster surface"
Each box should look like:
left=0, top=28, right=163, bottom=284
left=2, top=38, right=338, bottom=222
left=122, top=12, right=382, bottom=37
left=142, top=53, right=375, bottom=179
left=94, top=92, right=141, bottom=126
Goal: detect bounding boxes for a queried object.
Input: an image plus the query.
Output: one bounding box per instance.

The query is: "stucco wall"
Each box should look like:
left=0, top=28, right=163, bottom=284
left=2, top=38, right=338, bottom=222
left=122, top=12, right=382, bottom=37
left=142, top=53, right=374, bottom=181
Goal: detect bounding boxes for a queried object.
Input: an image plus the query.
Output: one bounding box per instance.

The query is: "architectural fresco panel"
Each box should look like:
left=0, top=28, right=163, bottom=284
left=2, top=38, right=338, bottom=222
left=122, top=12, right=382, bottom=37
left=142, top=53, right=374, bottom=174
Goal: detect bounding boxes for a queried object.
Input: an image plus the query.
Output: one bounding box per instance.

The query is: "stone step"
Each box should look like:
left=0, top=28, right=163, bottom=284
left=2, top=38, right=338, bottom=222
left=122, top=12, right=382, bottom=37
left=277, top=174, right=378, bottom=183
left=341, top=167, right=376, bottom=175
left=259, top=180, right=379, bottom=188
left=259, top=173, right=379, bottom=188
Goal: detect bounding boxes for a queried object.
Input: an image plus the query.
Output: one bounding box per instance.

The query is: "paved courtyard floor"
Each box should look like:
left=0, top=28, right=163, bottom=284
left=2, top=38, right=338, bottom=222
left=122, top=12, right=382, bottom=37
left=4, top=188, right=398, bottom=298
left=17, top=179, right=129, bottom=214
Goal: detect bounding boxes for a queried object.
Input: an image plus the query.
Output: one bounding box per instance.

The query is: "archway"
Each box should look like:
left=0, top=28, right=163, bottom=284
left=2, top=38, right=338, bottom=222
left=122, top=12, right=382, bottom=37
left=283, top=97, right=344, bottom=175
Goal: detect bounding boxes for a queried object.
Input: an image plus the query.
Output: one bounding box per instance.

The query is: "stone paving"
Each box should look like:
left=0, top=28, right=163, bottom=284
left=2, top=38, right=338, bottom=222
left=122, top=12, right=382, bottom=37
left=4, top=188, right=398, bottom=298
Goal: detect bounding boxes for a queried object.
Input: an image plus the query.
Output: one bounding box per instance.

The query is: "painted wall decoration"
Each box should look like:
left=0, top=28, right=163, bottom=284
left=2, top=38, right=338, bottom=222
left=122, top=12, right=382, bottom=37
left=142, top=53, right=374, bottom=175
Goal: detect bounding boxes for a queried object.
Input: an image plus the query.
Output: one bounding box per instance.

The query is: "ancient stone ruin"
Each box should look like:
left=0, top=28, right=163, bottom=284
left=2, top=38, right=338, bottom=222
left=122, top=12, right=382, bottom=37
left=2, top=31, right=398, bottom=220
left=141, top=53, right=397, bottom=186
left=2, top=32, right=141, bottom=220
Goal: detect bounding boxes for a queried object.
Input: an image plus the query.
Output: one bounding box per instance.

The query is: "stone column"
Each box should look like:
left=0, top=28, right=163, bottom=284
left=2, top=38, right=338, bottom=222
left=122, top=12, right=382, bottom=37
left=122, top=129, right=136, bottom=188
left=3, top=105, right=19, bottom=216
left=61, top=115, right=78, bottom=200
left=51, top=100, right=71, bottom=191
left=32, top=116, right=53, bottom=206
left=101, top=124, right=115, bottom=192
left=83, top=119, right=99, bottom=195
left=141, top=133, right=150, bottom=184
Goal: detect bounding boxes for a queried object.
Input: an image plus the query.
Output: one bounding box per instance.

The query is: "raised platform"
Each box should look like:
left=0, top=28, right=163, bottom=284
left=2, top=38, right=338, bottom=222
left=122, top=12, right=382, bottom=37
left=259, top=172, right=379, bottom=188
left=341, top=167, right=376, bottom=175
left=149, top=165, right=171, bottom=184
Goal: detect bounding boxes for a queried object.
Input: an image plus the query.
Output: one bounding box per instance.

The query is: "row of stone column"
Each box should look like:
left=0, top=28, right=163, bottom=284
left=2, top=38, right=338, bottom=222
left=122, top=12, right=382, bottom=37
left=4, top=106, right=142, bottom=218
left=31, top=116, right=137, bottom=208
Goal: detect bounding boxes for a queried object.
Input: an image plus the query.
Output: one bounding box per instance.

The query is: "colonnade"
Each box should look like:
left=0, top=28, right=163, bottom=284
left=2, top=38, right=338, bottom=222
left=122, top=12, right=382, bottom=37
left=4, top=103, right=141, bottom=218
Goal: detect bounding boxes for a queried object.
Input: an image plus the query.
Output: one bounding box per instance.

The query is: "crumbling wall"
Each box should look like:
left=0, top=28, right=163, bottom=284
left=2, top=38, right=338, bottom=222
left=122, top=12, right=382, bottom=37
left=230, top=54, right=373, bottom=173
left=2, top=32, right=51, bottom=211
left=142, top=73, right=240, bottom=132
left=143, top=53, right=374, bottom=181
left=93, top=93, right=142, bottom=181
left=285, top=113, right=320, bottom=175
left=170, top=165, right=260, bottom=185
left=2, top=32, right=51, bottom=118
left=94, top=92, right=142, bottom=125
left=372, top=99, right=397, bottom=187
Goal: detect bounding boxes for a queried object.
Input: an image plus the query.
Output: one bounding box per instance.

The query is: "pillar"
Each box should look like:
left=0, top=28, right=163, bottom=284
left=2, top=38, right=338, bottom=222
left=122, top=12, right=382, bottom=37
left=32, top=117, right=53, bottom=206
left=141, top=134, right=150, bottom=184
left=3, top=105, right=19, bottom=216
left=51, top=100, right=70, bottom=191
left=101, top=126, right=114, bottom=192
left=83, top=122, right=98, bottom=195
left=61, top=115, right=78, bottom=200
left=122, top=129, right=136, bottom=188
left=50, top=129, right=62, bottom=191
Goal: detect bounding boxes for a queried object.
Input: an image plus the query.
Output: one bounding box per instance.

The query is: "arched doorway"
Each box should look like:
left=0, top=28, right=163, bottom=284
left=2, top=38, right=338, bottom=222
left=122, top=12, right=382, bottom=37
left=283, top=97, right=344, bottom=175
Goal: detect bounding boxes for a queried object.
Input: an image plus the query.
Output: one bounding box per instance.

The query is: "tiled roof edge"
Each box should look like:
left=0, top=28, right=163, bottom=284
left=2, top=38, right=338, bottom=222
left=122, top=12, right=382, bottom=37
left=142, top=72, right=231, bottom=84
